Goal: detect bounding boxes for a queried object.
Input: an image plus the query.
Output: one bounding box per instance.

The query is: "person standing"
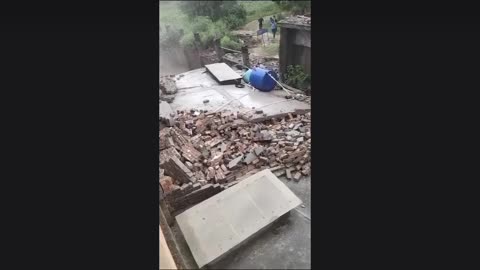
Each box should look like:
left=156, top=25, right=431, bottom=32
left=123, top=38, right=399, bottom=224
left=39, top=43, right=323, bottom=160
left=258, top=17, right=264, bottom=30
left=271, top=20, right=277, bottom=39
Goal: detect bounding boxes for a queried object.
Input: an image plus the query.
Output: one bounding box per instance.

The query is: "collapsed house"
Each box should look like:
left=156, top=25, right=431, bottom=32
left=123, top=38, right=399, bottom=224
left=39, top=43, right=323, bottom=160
left=159, top=62, right=312, bottom=269
left=160, top=65, right=311, bottom=213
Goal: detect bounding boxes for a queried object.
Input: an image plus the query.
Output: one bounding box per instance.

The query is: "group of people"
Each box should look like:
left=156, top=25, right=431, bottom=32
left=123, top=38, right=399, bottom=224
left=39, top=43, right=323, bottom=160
left=258, top=16, right=278, bottom=39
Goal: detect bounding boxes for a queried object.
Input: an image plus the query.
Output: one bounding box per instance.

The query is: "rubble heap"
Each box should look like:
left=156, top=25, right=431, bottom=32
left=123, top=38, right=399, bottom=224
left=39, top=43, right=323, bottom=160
left=279, top=15, right=311, bottom=26
left=159, top=76, right=177, bottom=103
left=160, top=109, right=311, bottom=212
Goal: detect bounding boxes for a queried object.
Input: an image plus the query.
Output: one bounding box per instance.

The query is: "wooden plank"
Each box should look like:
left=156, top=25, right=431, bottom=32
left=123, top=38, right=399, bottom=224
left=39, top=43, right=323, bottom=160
left=205, top=63, right=242, bottom=83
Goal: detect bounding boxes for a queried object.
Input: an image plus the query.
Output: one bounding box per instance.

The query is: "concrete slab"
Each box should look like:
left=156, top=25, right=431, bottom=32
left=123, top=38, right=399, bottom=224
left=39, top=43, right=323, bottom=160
left=160, top=101, right=175, bottom=126
left=168, top=175, right=311, bottom=269
left=174, top=68, right=219, bottom=89
left=171, top=68, right=310, bottom=119
left=176, top=169, right=302, bottom=268
left=210, top=175, right=311, bottom=269
left=205, top=63, right=242, bottom=83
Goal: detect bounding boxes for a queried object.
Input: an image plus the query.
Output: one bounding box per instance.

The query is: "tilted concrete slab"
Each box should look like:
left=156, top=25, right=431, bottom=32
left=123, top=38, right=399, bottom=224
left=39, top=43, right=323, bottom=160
left=175, top=169, right=302, bottom=268
left=205, top=63, right=242, bottom=83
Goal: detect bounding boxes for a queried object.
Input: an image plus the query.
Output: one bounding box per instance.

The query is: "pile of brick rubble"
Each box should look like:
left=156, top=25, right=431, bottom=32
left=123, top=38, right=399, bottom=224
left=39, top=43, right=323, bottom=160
left=160, top=108, right=311, bottom=212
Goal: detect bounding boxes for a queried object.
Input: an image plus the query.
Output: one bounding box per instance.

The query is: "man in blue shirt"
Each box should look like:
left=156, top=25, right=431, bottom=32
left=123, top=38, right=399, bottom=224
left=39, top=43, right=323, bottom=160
left=271, top=20, right=277, bottom=39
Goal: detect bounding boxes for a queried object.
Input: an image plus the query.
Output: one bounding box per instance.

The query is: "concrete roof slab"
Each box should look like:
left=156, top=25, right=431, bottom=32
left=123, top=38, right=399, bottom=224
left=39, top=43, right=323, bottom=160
left=176, top=169, right=302, bottom=268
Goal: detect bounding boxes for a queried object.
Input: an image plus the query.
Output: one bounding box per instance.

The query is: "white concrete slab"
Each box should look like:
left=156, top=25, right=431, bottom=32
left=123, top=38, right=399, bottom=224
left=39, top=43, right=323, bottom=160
left=176, top=169, right=302, bottom=268
left=205, top=63, right=242, bottom=83
left=171, top=68, right=310, bottom=119
left=175, top=69, right=218, bottom=90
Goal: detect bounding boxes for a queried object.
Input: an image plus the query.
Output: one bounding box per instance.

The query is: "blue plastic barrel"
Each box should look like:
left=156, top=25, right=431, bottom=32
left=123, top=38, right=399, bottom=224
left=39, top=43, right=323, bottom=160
left=249, top=68, right=278, bottom=92
left=243, top=69, right=253, bottom=83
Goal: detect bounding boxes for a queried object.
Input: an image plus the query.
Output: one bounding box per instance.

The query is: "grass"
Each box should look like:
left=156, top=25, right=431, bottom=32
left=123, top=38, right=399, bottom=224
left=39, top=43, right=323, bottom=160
left=240, top=1, right=283, bottom=23
left=263, top=42, right=279, bottom=56
left=160, top=1, right=285, bottom=30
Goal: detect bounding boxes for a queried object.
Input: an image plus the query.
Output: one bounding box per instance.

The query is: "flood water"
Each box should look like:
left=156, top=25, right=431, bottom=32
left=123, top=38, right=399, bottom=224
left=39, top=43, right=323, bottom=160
left=160, top=47, right=190, bottom=77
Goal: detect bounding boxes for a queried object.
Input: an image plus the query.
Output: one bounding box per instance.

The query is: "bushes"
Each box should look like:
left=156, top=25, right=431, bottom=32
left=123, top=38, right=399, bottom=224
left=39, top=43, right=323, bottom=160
left=180, top=33, right=195, bottom=48
left=284, top=65, right=310, bottom=90
left=272, top=0, right=311, bottom=14
left=222, top=4, right=247, bottom=29
left=163, top=1, right=247, bottom=49
left=180, top=1, right=246, bottom=25
left=220, top=36, right=242, bottom=51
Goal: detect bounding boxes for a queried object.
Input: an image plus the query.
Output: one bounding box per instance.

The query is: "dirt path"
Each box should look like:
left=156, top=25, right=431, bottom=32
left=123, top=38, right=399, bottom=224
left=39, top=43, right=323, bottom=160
left=239, top=16, right=281, bottom=59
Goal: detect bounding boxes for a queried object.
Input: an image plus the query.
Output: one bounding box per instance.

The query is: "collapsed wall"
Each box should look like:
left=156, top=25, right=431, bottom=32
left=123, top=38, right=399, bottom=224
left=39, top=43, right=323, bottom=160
left=160, top=108, right=311, bottom=213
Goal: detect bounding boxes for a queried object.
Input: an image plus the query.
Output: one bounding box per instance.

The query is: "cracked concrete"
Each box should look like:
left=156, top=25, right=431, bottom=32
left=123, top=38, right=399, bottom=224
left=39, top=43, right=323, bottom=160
left=166, top=68, right=310, bottom=119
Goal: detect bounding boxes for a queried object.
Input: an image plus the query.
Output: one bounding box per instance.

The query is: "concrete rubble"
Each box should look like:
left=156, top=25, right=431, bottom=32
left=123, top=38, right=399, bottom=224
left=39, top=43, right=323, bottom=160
left=160, top=107, right=311, bottom=212
left=279, top=15, right=311, bottom=26
left=160, top=76, right=178, bottom=104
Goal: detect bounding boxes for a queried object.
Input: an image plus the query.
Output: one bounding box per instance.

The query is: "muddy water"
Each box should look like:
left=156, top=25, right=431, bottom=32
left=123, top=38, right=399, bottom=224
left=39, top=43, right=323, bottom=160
left=160, top=47, right=190, bottom=76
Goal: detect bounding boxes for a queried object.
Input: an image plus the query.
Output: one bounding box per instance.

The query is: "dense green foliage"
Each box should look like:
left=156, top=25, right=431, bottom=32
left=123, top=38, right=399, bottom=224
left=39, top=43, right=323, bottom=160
left=285, top=65, right=310, bottom=90
left=272, top=0, right=311, bottom=14
left=240, top=1, right=283, bottom=23
left=220, top=36, right=242, bottom=51
left=179, top=1, right=246, bottom=29
left=160, top=1, right=308, bottom=50
left=161, top=1, right=246, bottom=50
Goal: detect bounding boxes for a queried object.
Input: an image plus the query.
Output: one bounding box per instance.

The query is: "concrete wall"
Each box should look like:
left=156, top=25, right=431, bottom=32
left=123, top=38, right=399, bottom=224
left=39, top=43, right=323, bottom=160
left=279, top=27, right=311, bottom=80
left=293, top=30, right=311, bottom=48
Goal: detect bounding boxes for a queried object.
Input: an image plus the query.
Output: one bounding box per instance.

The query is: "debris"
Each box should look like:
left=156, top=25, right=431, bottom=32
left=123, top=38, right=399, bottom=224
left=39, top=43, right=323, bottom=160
left=160, top=109, right=311, bottom=208
left=244, top=152, right=257, bottom=164
left=160, top=176, right=175, bottom=193
left=286, top=168, right=293, bottom=180
left=160, top=95, right=175, bottom=103
left=228, top=154, right=244, bottom=169
left=163, top=156, right=196, bottom=184
left=293, top=172, right=302, bottom=182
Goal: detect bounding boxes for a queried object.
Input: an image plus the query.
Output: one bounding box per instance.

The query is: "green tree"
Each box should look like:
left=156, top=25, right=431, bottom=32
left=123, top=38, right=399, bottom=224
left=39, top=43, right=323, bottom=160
left=179, top=1, right=246, bottom=27
left=272, top=0, right=311, bottom=14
